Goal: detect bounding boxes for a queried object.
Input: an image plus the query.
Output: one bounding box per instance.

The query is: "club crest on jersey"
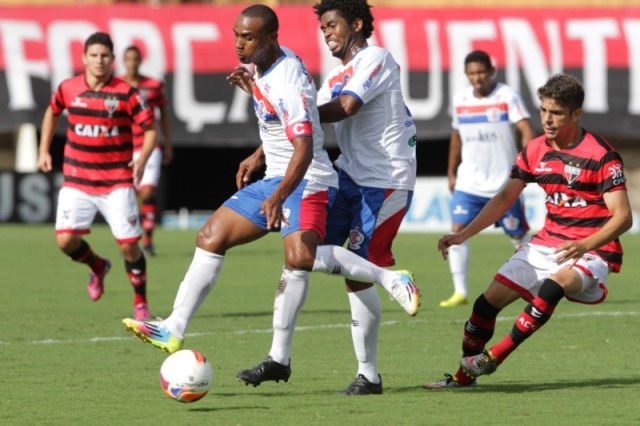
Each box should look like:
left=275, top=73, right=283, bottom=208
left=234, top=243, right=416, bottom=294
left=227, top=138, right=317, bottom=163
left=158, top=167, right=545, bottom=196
left=348, top=229, right=365, bottom=250
left=127, top=214, right=138, bottom=227
left=485, top=107, right=503, bottom=122
left=502, top=214, right=520, bottom=231
left=104, top=96, right=119, bottom=117
left=563, top=163, right=581, bottom=186
left=136, top=94, right=148, bottom=110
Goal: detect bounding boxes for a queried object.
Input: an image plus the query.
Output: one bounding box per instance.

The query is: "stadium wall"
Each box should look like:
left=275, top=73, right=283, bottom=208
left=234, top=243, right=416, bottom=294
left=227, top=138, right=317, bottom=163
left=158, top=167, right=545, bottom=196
left=0, top=5, right=638, bottom=225
left=0, top=5, right=639, bottom=144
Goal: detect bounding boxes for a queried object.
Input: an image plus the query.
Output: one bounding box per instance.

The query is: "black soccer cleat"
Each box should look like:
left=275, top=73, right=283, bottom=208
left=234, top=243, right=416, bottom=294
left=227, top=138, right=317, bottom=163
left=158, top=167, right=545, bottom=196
left=236, top=355, right=291, bottom=387
left=340, top=374, right=383, bottom=395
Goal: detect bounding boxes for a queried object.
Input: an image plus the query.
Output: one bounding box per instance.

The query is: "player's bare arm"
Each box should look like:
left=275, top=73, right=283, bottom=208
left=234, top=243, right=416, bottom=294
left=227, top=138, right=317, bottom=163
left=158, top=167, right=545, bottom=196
left=236, top=145, right=265, bottom=189
left=158, top=104, right=174, bottom=165
left=131, top=123, right=158, bottom=186
left=515, top=118, right=535, bottom=150
left=37, top=106, right=60, bottom=173
left=318, top=94, right=361, bottom=123
left=261, top=135, right=313, bottom=230
left=447, top=130, right=462, bottom=193
left=438, top=178, right=526, bottom=259
left=554, top=190, right=633, bottom=264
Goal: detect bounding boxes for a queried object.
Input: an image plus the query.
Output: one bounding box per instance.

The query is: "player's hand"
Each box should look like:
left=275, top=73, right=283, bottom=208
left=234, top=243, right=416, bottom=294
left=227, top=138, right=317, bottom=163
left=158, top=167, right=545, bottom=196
left=226, top=66, right=254, bottom=95
left=260, top=195, right=287, bottom=231
left=236, top=151, right=265, bottom=189
left=130, top=159, right=145, bottom=187
left=447, top=175, right=456, bottom=193
left=162, top=144, right=174, bottom=165
left=38, top=152, right=52, bottom=172
left=554, top=241, right=588, bottom=266
left=437, top=233, right=466, bottom=260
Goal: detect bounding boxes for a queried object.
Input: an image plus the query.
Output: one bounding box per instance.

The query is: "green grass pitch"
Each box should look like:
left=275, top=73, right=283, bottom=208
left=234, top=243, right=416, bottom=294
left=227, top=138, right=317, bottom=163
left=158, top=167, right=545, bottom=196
left=1, top=224, right=639, bottom=425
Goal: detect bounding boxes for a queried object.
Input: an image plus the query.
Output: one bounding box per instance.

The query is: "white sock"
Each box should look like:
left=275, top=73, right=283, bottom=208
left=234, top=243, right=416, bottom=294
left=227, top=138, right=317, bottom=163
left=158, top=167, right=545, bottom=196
left=312, top=245, right=395, bottom=293
left=448, top=241, right=469, bottom=297
left=268, top=269, right=309, bottom=366
left=163, top=248, right=224, bottom=338
left=348, top=287, right=381, bottom=384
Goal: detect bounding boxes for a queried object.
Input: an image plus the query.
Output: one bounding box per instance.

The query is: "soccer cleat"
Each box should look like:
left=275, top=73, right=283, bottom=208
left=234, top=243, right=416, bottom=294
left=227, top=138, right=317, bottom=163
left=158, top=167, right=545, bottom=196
left=143, top=243, right=155, bottom=257
left=134, top=303, right=151, bottom=321
left=460, top=350, right=498, bottom=377
left=439, top=292, right=468, bottom=308
left=122, top=318, right=183, bottom=354
left=236, top=356, right=291, bottom=387
left=389, top=270, right=421, bottom=316
left=87, top=258, right=111, bottom=301
left=422, top=373, right=476, bottom=389
left=340, top=374, right=383, bottom=395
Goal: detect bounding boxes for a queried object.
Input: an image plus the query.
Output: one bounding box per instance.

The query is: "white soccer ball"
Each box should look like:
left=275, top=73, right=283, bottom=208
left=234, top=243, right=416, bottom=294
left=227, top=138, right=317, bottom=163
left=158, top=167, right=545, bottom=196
left=159, top=349, right=213, bottom=403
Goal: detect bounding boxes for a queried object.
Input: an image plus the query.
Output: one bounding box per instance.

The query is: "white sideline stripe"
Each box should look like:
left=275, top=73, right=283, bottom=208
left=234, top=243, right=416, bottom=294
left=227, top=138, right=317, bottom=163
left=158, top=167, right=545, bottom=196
left=0, top=310, right=637, bottom=346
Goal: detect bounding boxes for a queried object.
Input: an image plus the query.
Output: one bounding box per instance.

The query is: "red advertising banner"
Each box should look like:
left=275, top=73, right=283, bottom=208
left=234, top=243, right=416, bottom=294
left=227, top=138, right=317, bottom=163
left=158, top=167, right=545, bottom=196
left=1, top=5, right=639, bottom=145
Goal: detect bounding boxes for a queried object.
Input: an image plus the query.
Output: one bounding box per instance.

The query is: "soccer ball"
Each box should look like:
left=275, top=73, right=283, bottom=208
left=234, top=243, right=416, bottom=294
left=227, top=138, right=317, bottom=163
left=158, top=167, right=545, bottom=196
left=159, top=349, right=213, bottom=403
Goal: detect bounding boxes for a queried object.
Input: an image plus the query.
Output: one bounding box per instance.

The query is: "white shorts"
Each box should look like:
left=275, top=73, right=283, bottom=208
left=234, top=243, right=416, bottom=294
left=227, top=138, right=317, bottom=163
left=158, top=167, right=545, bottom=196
left=495, top=243, right=610, bottom=304
left=134, top=146, right=162, bottom=189
left=55, top=186, right=141, bottom=243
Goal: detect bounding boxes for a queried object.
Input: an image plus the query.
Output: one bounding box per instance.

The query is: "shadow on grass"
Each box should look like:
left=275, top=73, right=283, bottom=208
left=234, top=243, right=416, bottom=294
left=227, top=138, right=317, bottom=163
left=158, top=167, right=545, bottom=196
left=188, top=406, right=269, bottom=413
left=195, top=309, right=351, bottom=319
left=392, top=376, right=640, bottom=394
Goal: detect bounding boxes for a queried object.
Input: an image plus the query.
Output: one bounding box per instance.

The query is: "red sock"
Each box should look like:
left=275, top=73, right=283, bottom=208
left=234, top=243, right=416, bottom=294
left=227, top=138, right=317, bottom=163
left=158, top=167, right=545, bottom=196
left=454, top=367, right=476, bottom=385
left=69, top=240, right=104, bottom=274
left=125, top=255, right=147, bottom=305
left=141, top=202, right=157, bottom=234
left=490, top=279, right=564, bottom=363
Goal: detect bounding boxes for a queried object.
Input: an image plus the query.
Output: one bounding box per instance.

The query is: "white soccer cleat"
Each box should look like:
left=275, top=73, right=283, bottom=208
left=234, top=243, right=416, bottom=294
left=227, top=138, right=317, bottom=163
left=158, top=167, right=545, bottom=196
left=389, top=270, right=421, bottom=316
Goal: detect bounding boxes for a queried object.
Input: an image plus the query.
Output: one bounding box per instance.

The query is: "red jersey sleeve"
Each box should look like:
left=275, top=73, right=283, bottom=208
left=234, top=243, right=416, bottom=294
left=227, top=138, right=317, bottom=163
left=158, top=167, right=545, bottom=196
left=598, top=151, right=627, bottom=194
left=128, top=88, right=155, bottom=130
left=50, top=84, right=66, bottom=115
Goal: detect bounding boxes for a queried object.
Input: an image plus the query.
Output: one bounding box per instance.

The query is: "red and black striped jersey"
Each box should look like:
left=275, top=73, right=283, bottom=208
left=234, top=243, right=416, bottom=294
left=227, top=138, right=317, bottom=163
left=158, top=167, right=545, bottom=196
left=50, top=74, right=155, bottom=194
left=122, top=75, right=168, bottom=151
left=511, top=130, right=627, bottom=272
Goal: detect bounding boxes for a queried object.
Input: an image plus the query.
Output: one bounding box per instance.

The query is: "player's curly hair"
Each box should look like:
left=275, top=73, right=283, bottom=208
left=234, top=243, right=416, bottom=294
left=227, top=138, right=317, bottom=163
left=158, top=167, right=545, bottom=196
left=241, top=4, right=279, bottom=35
left=84, top=32, right=113, bottom=54
left=537, top=74, right=585, bottom=112
left=313, top=0, right=375, bottom=39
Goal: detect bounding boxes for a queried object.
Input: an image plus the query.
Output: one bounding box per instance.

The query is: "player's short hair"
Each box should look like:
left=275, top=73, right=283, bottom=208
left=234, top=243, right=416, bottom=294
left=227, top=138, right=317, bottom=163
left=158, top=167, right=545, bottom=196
left=537, top=74, right=585, bottom=112
left=464, top=50, right=493, bottom=70
left=124, top=45, right=142, bottom=57
left=241, top=4, right=279, bottom=35
left=84, top=32, right=114, bottom=54
left=313, top=0, right=375, bottom=40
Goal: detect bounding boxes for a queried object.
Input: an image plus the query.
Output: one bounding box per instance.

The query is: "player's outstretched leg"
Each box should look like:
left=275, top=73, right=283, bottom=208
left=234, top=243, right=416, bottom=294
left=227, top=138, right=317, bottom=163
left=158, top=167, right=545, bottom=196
left=87, top=258, right=111, bottom=301
left=423, top=373, right=477, bottom=389
left=460, top=349, right=498, bottom=377
left=388, top=270, right=421, bottom=316
left=122, top=319, right=183, bottom=354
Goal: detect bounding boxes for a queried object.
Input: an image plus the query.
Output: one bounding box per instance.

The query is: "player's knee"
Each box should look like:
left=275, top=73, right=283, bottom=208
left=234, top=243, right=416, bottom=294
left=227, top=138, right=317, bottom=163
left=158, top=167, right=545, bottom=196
left=195, top=224, right=227, bottom=253
left=119, top=242, right=141, bottom=261
left=284, top=251, right=315, bottom=271
left=56, top=233, right=78, bottom=253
